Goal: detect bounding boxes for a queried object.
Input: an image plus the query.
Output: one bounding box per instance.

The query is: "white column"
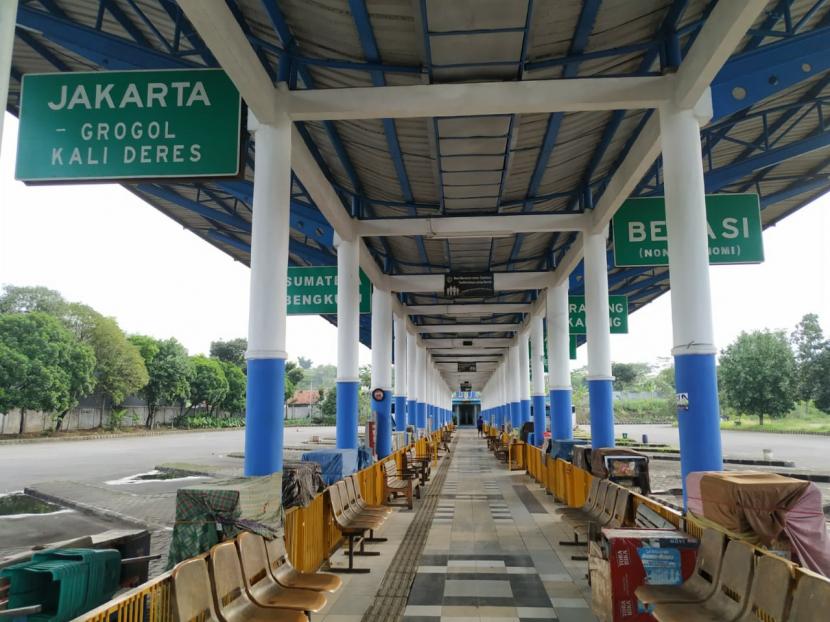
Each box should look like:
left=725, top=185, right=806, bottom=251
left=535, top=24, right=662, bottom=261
left=371, top=288, right=393, bottom=457
left=659, top=94, right=723, bottom=492
left=335, top=236, right=360, bottom=449
left=546, top=283, right=573, bottom=440
left=406, top=329, right=418, bottom=427
left=519, top=331, right=531, bottom=414
left=584, top=229, right=615, bottom=448
left=530, top=317, right=546, bottom=396
left=0, top=0, right=18, bottom=150
left=244, top=113, right=291, bottom=476
left=393, top=313, right=408, bottom=431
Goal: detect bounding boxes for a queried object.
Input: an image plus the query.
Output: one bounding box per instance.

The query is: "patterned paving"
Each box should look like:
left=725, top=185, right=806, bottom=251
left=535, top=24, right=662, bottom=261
left=403, top=429, right=597, bottom=622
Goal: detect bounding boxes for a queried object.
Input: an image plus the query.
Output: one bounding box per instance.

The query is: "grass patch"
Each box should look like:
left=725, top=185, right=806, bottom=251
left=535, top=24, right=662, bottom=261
left=0, top=493, right=62, bottom=515
left=720, top=404, right=830, bottom=433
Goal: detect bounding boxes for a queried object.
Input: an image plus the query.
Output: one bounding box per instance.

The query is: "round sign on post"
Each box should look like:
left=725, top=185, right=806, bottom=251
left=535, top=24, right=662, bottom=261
left=372, top=388, right=386, bottom=402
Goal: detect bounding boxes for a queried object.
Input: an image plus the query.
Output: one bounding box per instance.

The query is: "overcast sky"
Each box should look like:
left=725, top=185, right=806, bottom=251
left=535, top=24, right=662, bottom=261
left=1, top=113, right=828, bottom=373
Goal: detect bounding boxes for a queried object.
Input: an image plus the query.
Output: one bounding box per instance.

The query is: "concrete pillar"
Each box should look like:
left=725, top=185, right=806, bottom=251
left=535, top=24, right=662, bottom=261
left=336, top=237, right=360, bottom=449
left=530, top=315, right=547, bottom=446
left=393, top=314, right=407, bottom=432
left=508, top=346, right=521, bottom=428
left=371, top=288, right=393, bottom=458
left=659, top=96, right=723, bottom=499
left=0, top=0, right=17, bottom=151
left=416, top=347, right=427, bottom=431
left=244, top=114, right=291, bottom=476
left=519, top=332, right=531, bottom=424
left=406, top=330, right=418, bottom=429
left=584, top=231, right=614, bottom=449
left=546, top=284, right=573, bottom=440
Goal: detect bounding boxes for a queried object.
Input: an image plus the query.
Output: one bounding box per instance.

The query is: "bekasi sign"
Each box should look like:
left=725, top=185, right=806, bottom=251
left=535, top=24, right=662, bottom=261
left=569, top=295, right=629, bottom=334
left=612, top=194, right=764, bottom=267
left=287, top=266, right=371, bottom=315
left=16, top=69, right=243, bottom=182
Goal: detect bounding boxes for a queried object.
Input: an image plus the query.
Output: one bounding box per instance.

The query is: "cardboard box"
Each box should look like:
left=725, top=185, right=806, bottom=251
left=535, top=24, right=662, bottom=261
left=590, top=528, right=698, bottom=622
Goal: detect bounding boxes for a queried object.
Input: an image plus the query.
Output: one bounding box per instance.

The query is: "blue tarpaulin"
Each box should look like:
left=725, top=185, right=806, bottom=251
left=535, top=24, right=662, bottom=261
left=301, top=448, right=359, bottom=485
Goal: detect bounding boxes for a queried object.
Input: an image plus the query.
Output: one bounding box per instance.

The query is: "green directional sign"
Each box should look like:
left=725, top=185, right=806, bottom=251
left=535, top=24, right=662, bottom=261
left=569, top=295, right=628, bottom=334
left=570, top=335, right=577, bottom=361
left=612, top=194, right=764, bottom=267
left=16, top=69, right=243, bottom=182
left=287, top=266, right=371, bottom=315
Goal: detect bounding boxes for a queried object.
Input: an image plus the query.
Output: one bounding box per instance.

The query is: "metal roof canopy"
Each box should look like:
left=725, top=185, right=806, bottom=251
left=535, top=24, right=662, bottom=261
left=6, top=0, right=830, bottom=390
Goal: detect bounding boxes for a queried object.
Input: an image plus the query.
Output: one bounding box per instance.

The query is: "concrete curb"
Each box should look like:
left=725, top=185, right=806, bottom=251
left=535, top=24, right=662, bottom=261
left=646, top=453, right=796, bottom=467
left=719, top=428, right=830, bottom=437
left=0, top=426, right=245, bottom=446
left=23, top=486, right=165, bottom=531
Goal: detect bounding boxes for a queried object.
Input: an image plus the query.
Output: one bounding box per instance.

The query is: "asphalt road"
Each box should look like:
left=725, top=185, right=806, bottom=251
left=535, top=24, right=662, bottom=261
left=595, top=424, right=830, bottom=470
left=0, top=426, right=339, bottom=493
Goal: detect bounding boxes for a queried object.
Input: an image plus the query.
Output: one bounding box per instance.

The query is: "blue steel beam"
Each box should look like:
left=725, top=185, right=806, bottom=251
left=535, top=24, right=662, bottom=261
left=508, top=0, right=600, bottom=268
left=347, top=0, right=430, bottom=269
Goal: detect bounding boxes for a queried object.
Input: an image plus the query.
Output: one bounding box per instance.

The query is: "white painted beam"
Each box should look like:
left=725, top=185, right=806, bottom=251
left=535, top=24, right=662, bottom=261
left=357, top=213, right=588, bottom=238
left=674, top=0, right=769, bottom=109
left=415, top=324, right=521, bottom=334
left=406, top=304, right=530, bottom=316
left=422, top=339, right=512, bottom=348
left=286, top=77, right=672, bottom=121
left=387, top=272, right=551, bottom=293
left=429, top=348, right=508, bottom=356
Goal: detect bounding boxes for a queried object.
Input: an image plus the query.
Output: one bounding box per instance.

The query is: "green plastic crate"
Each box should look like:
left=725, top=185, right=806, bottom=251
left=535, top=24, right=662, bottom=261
left=0, top=558, right=89, bottom=622
left=31, top=549, right=121, bottom=612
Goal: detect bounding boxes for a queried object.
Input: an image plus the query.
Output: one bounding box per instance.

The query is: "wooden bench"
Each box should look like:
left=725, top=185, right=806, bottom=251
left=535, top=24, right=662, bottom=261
left=636, top=528, right=726, bottom=607
left=652, top=539, right=755, bottom=622
left=402, top=448, right=430, bottom=485
left=382, top=459, right=415, bottom=509
left=634, top=504, right=676, bottom=530
left=734, top=553, right=794, bottom=622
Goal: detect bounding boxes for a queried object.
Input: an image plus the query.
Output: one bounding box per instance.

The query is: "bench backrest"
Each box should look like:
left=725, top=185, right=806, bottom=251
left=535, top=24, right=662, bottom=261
left=582, top=478, right=600, bottom=511
left=263, top=537, right=288, bottom=575
left=634, top=505, right=675, bottom=530
left=209, top=541, right=255, bottom=619
left=707, top=540, right=755, bottom=619
left=736, top=554, right=794, bottom=622
left=326, top=486, right=349, bottom=527
left=383, top=460, right=399, bottom=480
left=171, top=557, right=220, bottom=622
left=599, top=485, right=619, bottom=524
left=787, top=569, right=830, bottom=621
left=589, top=480, right=610, bottom=517
left=609, top=487, right=630, bottom=528
left=336, top=481, right=356, bottom=514
left=345, top=477, right=364, bottom=506
left=235, top=532, right=271, bottom=591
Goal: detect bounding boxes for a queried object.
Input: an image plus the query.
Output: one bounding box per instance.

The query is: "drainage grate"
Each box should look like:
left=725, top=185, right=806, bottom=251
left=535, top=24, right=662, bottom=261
left=360, top=437, right=458, bottom=622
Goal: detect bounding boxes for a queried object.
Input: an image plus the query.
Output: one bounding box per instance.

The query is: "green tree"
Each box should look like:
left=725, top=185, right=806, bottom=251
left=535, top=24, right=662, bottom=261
left=284, top=376, right=296, bottom=402
left=209, top=338, right=248, bottom=371
left=0, top=313, right=95, bottom=434
left=129, top=336, right=193, bottom=428
left=359, top=364, right=372, bottom=389
left=297, top=356, right=313, bottom=370
left=285, top=361, right=304, bottom=386
left=0, top=285, right=69, bottom=316
left=719, top=330, right=796, bottom=425
left=219, top=361, right=246, bottom=415
left=813, top=348, right=830, bottom=414
left=790, top=314, right=826, bottom=404
left=188, top=356, right=229, bottom=416
left=320, top=385, right=337, bottom=420
left=611, top=362, right=650, bottom=390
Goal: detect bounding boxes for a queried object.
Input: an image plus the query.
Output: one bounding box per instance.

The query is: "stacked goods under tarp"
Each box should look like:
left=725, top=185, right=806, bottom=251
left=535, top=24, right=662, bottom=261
left=282, top=461, right=325, bottom=509
left=687, top=471, right=830, bottom=577
left=166, top=473, right=282, bottom=568
left=301, top=448, right=358, bottom=485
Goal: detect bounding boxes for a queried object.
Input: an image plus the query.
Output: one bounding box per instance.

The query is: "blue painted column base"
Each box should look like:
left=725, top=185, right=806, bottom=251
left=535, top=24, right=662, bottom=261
left=510, top=402, right=521, bottom=428
left=520, top=399, right=531, bottom=424
left=336, top=381, right=360, bottom=449
left=676, top=353, right=723, bottom=504
left=417, top=402, right=427, bottom=430
left=550, top=389, right=573, bottom=440
left=245, top=358, right=285, bottom=476
left=374, top=391, right=393, bottom=458
left=532, top=395, right=546, bottom=446
left=407, top=400, right=417, bottom=428
left=588, top=379, right=615, bottom=449
left=394, top=396, right=407, bottom=431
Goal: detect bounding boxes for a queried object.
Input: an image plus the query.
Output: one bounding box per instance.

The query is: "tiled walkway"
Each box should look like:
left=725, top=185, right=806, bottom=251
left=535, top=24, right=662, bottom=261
left=403, top=429, right=597, bottom=622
